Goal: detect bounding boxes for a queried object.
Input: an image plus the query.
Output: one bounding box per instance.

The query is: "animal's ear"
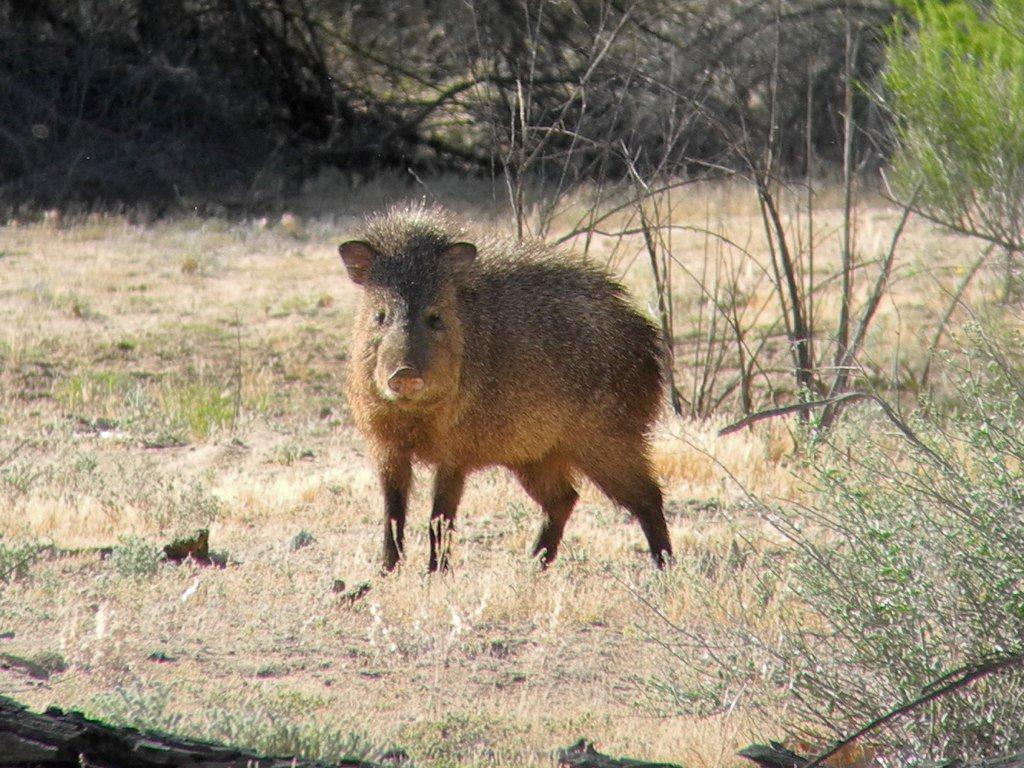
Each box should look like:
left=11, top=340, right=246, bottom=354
left=338, top=240, right=377, bottom=286
left=442, top=242, right=477, bottom=267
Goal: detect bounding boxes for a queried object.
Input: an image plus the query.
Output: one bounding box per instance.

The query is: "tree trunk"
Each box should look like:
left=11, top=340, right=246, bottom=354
left=0, top=695, right=389, bottom=768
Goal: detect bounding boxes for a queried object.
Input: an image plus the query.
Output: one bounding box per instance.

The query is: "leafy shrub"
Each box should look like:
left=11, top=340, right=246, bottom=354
left=110, top=536, right=164, bottom=578
left=883, top=0, right=1024, bottom=255
left=0, top=538, right=40, bottom=583
left=653, top=323, right=1024, bottom=761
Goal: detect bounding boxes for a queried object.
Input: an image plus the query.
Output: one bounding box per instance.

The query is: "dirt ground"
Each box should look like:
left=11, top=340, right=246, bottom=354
left=0, top=181, right=984, bottom=766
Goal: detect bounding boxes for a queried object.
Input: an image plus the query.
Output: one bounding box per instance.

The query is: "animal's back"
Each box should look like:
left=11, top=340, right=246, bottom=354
left=452, top=240, right=665, bottom=465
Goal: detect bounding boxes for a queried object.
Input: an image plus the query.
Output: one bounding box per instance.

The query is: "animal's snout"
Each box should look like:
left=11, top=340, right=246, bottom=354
left=388, top=366, right=425, bottom=397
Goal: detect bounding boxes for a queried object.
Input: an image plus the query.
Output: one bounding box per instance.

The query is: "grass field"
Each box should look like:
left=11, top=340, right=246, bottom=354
left=0, top=180, right=993, bottom=766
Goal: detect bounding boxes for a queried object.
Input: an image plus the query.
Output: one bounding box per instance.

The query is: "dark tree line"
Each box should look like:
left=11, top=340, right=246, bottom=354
left=0, top=0, right=895, bottom=212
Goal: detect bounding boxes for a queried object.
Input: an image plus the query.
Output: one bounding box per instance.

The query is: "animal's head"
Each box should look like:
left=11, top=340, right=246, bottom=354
left=340, top=210, right=477, bottom=407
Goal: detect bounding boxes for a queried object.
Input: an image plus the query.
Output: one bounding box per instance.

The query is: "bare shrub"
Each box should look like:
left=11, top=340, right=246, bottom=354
left=0, top=0, right=893, bottom=211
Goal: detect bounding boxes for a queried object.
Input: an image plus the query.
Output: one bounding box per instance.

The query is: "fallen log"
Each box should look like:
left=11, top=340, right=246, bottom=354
left=0, top=695, right=390, bottom=768
left=558, top=739, right=684, bottom=768
left=738, top=743, right=811, bottom=768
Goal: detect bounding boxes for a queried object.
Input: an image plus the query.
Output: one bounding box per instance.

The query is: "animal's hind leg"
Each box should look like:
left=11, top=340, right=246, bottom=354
left=512, top=456, right=579, bottom=566
left=579, top=450, right=672, bottom=568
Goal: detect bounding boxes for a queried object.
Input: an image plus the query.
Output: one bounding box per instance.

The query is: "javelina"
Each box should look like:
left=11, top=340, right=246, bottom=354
left=339, top=205, right=672, bottom=572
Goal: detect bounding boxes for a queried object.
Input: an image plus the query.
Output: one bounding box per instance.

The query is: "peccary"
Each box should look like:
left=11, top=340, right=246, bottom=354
left=339, top=205, right=672, bottom=572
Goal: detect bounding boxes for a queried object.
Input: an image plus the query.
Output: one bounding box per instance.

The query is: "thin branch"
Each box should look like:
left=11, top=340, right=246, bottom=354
left=801, top=652, right=1024, bottom=768
left=920, top=244, right=995, bottom=387
left=818, top=183, right=921, bottom=431
left=719, top=391, right=955, bottom=473
left=718, top=393, right=867, bottom=436
left=879, top=174, right=1024, bottom=253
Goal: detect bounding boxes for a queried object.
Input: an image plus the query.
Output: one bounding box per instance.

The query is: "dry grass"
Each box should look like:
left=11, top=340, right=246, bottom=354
left=0, top=180, right=992, bottom=766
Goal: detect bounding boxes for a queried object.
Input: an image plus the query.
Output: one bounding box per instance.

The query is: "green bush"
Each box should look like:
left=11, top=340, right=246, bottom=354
left=882, top=0, right=1024, bottom=253
left=109, top=536, right=164, bottom=578
left=0, top=538, right=40, bottom=583
left=654, top=322, right=1024, bottom=760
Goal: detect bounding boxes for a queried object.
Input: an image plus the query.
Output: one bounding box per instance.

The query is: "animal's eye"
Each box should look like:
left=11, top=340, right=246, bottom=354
left=426, top=312, right=444, bottom=331
left=375, top=310, right=387, bottom=325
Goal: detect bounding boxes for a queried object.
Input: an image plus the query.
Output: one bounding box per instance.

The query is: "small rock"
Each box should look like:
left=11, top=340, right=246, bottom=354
left=179, top=577, right=200, bottom=602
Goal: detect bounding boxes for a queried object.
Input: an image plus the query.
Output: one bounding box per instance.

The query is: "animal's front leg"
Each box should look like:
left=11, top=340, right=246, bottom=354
left=379, top=454, right=412, bottom=573
left=429, top=466, right=465, bottom=573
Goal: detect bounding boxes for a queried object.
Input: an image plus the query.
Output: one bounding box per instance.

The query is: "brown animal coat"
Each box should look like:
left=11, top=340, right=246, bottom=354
left=339, top=205, right=672, bottom=571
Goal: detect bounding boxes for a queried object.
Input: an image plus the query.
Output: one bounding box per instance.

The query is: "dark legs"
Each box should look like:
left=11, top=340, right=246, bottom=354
left=429, top=466, right=465, bottom=572
left=513, top=456, right=580, bottom=566
left=377, top=449, right=670, bottom=573
left=379, top=458, right=465, bottom=574
left=379, top=455, right=411, bottom=573
left=579, top=453, right=672, bottom=568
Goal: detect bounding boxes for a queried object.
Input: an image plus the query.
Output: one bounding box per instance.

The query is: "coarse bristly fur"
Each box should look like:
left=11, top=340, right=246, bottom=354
left=339, top=203, right=672, bottom=572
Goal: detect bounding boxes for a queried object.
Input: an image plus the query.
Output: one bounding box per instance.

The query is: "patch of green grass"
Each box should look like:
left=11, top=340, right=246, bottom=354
left=56, top=371, right=139, bottom=418
left=74, top=452, right=99, bottom=473
left=273, top=443, right=315, bottom=466
left=89, top=683, right=389, bottom=764
left=399, top=711, right=519, bottom=767
left=57, top=363, right=268, bottom=443
left=1, top=461, right=44, bottom=496
left=159, top=382, right=236, bottom=439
